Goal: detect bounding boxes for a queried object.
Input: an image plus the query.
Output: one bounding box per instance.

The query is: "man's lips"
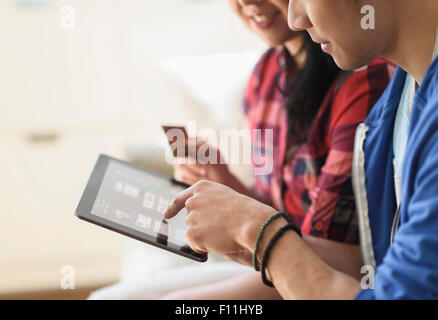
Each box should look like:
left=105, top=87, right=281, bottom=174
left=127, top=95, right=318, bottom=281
left=309, top=33, right=332, bottom=52
left=320, top=42, right=332, bottom=53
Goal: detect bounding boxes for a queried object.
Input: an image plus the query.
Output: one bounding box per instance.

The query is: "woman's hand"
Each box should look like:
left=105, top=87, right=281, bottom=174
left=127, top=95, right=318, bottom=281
left=173, top=145, right=232, bottom=187
left=173, top=139, right=255, bottom=197
left=164, top=180, right=276, bottom=266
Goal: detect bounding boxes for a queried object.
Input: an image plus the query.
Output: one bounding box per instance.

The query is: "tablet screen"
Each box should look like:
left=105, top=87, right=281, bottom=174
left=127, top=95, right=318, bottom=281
left=81, top=157, right=202, bottom=259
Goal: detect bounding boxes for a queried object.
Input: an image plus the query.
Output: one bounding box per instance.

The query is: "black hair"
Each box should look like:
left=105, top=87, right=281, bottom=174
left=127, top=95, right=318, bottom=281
left=278, top=32, right=340, bottom=154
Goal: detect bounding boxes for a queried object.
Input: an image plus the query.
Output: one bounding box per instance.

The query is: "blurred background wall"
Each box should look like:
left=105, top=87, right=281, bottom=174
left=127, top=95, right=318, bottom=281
left=0, top=0, right=265, bottom=299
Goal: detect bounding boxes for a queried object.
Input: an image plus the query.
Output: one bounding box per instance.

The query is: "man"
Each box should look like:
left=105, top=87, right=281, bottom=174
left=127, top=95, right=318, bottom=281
left=165, top=0, right=438, bottom=299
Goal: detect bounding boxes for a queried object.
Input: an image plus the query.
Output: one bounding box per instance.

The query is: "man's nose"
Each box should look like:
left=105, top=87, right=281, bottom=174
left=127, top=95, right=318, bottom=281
left=288, top=0, right=312, bottom=31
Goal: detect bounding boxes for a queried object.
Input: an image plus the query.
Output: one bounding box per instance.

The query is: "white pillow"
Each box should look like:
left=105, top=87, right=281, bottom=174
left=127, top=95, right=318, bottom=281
left=156, top=50, right=264, bottom=130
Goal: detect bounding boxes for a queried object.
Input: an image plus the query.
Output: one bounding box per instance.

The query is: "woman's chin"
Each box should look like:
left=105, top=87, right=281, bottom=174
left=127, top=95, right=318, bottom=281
left=257, top=36, right=284, bottom=48
left=257, top=31, right=299, bottom=49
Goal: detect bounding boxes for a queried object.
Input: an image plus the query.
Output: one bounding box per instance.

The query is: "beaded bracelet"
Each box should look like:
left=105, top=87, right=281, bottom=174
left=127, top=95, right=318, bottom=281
left=261, top=223, right=302, bottom=288
left=252, top=211, right=291, bottom=272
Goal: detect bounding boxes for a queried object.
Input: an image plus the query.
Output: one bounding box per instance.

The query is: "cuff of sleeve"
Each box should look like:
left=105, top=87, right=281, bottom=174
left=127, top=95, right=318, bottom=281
left=355, top=289, right=376, bottom=300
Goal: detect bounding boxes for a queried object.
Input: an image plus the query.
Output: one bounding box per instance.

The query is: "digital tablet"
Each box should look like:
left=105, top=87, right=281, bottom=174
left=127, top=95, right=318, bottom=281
left=75, top=154, right=207, bottom=262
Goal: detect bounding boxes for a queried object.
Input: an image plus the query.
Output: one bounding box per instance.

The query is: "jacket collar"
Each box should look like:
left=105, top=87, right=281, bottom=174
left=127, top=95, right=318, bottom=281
left=363, top=67, right=406, bottom=128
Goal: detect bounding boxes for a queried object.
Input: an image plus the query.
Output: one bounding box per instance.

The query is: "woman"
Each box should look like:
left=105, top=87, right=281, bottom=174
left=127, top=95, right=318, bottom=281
left=165, top=0, right=438, bottom=299
left=165, top=0, right=393, bottom=299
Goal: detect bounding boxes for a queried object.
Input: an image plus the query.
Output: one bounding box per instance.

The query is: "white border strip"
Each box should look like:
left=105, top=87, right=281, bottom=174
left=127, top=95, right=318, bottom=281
left=352, top=123, right=377, bottom=268
left=433, top=28, right=438, bottom=60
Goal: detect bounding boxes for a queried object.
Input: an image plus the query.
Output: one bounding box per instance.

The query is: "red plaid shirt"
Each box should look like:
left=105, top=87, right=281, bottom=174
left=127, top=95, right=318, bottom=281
left=244, top=48, right=395, bottom=243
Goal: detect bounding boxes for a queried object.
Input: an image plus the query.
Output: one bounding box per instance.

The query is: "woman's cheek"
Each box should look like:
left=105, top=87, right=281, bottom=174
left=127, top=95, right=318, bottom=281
left=228, top=0, right=241, bottom=17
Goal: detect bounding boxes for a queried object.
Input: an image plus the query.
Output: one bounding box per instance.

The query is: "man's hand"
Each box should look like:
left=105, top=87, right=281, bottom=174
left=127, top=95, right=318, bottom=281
left=164, top=180, right=276, bottom=266
left=164, top=181, right=363, bottom=299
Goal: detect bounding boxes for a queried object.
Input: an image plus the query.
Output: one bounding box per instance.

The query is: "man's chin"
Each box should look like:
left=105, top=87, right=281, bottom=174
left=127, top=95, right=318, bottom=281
left=333, top=54, right=374, bottom=71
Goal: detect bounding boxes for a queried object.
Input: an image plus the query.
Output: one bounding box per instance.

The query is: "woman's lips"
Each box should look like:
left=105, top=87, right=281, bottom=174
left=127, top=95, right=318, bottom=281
left=251, top=12, right=280, bottom=30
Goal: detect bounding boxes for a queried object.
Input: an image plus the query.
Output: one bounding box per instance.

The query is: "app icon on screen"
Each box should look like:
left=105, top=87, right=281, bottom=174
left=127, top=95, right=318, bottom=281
left=115, top=209, right=132, bottom=220
left=135, top=214, right=152, bottom=229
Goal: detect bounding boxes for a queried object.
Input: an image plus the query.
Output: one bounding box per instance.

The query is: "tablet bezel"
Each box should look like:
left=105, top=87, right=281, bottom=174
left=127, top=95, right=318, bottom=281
left=75, top=154, right=207, bottom=262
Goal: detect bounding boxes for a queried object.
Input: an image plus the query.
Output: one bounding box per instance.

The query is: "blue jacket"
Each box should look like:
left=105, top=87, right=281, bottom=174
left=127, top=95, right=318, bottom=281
left=355, top=57, right=438, bottom=299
